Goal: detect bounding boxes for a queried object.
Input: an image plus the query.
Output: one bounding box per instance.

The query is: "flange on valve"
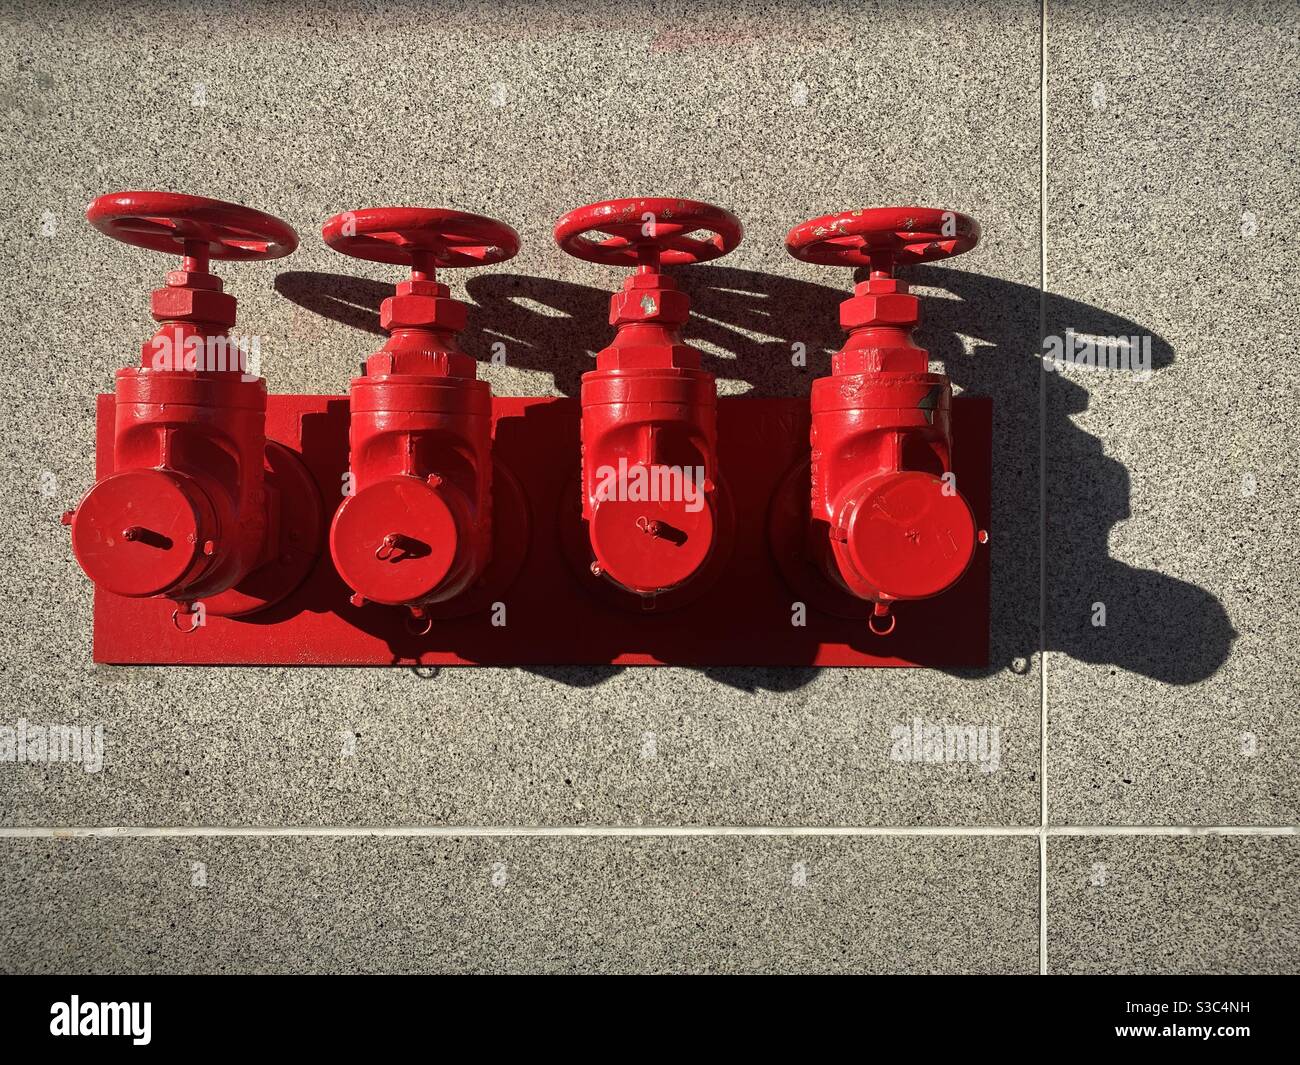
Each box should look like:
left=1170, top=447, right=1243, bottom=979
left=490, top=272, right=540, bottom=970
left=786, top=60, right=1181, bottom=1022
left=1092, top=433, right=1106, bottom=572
left=322, top=207, right=529, bottom=632
left=773, top=207, right=988, bottom=636
left=63, top=191, right=322, bottom=627
left=554, top=197, right=742, bottom=608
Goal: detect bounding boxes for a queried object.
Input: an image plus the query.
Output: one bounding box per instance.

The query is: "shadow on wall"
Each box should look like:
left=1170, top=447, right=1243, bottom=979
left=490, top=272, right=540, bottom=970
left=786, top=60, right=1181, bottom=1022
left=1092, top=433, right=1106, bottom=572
left=274, top=267, right=1234, bottom=690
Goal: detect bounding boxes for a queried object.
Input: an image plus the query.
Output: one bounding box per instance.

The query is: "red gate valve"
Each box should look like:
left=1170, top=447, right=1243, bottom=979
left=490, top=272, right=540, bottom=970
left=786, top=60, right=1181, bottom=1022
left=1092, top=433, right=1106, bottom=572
left=64, top=191, right=320, bottom=625
left=554, top=197, right=742, bottom=601
left=322, top=207, right=520, bottom=623
left=785, top=207, right=986, bottom=635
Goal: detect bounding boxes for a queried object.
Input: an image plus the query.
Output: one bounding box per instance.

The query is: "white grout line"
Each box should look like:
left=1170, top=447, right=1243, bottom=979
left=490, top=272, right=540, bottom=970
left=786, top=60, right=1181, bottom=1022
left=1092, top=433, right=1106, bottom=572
left=1039, top=827, right=1048, bottom=975
left=1039, top=0, right=1051, bottom=978
left=0, top=825, right=1292, bottom=839
left=1047, top=826, right=1296, bottom=836
left=0, top=826, right=1040, bottom=838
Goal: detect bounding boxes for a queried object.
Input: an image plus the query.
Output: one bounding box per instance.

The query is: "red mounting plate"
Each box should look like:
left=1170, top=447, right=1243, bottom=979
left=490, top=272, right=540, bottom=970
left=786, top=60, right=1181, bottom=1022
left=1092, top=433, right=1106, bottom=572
left=90, top=393, right=991, bottom=667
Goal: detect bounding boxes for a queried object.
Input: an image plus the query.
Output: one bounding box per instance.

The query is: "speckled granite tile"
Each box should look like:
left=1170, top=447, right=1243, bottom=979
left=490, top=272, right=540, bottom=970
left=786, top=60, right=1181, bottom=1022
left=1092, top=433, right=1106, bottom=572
left=1044, top=0, right=1300, bottom=824
left=0, top=665, right=1042, bottom=826
left=1047, top=833, right=1299, bottom=974
left=0, top=833, right=1039, bottom=974
left=0, top=0, right=1042, bottom=827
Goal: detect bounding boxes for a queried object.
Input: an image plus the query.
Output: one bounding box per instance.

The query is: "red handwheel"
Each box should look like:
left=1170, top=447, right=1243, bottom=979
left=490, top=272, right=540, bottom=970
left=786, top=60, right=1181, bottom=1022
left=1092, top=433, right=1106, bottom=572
left=554, top=197, right=742, bottom=268
left=785, top=206, right=979, bottom=269
left=86, top=190, right=298, bottom=261
left=322, top=207, right=520, bottom=271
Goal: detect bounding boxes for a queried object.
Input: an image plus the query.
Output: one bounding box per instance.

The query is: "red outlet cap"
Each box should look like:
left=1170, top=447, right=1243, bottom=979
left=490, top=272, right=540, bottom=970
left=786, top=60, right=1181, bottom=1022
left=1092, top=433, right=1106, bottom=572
left=330, top=476, right=462, bottom=607
left=70, top=469, right=215, bottom=598
left=589, top=496, right=715, bottom=596
left=841, top=471, right=977, bottom=601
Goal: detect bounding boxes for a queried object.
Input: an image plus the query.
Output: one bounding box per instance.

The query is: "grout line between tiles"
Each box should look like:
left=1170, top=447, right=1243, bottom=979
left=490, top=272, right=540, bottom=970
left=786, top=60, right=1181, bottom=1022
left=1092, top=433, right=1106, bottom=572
left=1046, top=826, right=1296, bottom=836
left=1039, top=0, right=1051, bottom=977
left=0, top=825, right=1293, bottom=839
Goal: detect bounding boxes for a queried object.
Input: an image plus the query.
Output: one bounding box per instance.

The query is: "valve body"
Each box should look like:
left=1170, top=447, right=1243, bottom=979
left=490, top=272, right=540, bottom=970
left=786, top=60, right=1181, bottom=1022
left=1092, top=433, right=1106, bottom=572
left=811, top=276, right=976, bottom=606
left=330, top=279, right=493, bottom=609
left=71, top=301, right=272, bottom=605
left=581, top=270, right=720, bottom=596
